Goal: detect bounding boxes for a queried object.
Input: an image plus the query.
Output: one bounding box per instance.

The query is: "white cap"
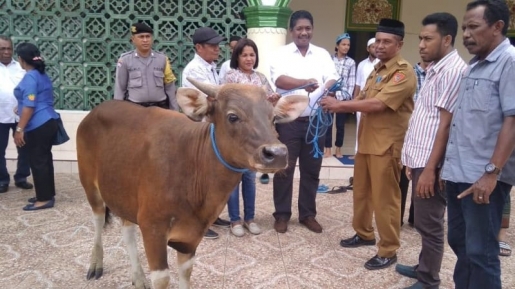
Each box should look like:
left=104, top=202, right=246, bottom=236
left=367, top=38, right=376, bottom=47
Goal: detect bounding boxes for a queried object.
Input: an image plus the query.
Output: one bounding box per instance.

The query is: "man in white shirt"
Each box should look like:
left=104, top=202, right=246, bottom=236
left=181, top=27, right=231, bottom=239
left=218, top=35, right=241, bottom=82
left=353, top=38, right=379, bottom=156
left=182, top=27, right=225, bottom=88
left=0, top=35, right=32, bottom=193
left=270, top=10, right=338, bottom=234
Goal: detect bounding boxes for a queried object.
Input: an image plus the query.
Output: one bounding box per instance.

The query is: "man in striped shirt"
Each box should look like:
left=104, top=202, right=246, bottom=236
left=396, top=13, right=467, bottom=289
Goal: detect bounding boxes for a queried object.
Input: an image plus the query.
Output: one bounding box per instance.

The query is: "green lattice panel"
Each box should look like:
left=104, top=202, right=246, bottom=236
left=2, top=0, right=247, bottom=110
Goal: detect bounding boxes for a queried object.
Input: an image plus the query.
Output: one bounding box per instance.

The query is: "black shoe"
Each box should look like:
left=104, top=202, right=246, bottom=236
left=204, top=229, right=219, bottom=239
left=213, top=218, right=230, bottom=228
left=15, top=181, right=33, bottom=190
left=364, top=254, right=397, bottom=270
left=395, top=264, right=418, bottom=279
left=0, top=184, right=8, bottom=193
left=340, top=234, right=376, bottom=248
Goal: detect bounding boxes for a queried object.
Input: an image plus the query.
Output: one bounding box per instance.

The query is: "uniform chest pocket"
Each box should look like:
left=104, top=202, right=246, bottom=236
left=153, top=70, right=164, bottom=87
left=465, top=79, right=496, bottom=112
left=128, top=71, right=142, bottom=88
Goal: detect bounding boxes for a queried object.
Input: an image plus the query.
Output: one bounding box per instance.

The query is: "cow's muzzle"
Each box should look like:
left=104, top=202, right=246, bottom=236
left=255, top=144, right=288, bottom=171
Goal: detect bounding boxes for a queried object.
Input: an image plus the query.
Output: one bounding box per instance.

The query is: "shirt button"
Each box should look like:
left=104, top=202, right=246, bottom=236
left=452, top=124, right=455, bottom=126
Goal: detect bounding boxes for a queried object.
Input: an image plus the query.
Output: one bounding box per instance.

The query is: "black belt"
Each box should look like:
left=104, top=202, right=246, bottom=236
left=127, top=99, right=168, bottom=109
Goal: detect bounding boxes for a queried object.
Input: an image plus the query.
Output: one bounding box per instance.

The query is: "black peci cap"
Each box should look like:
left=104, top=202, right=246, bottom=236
left=377, top=18, right=405, bottom=38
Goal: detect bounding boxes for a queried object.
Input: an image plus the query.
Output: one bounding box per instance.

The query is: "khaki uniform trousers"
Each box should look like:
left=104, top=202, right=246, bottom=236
left=352, top=152, right=401, bottom=258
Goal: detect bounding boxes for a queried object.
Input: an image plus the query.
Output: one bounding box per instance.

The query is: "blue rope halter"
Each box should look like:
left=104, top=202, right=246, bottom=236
left=305, top=77, right=347, bottom=158
left=209, top=123, right=249, bottom=173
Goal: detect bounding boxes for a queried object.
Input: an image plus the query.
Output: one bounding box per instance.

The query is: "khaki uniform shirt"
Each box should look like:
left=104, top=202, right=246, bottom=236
left=114, top=50, right=178, bottom=110
left=358, top=54, right=416, bottom=158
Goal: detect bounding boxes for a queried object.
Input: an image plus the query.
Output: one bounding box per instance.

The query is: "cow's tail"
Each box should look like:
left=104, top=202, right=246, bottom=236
left=104, top=206, right=111, bottom=228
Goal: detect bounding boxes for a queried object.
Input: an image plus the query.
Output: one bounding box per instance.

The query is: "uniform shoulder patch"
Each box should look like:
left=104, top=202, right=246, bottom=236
left=392, top=72, right=406, bottom=84
left=27, top=94, right=35, bottom=101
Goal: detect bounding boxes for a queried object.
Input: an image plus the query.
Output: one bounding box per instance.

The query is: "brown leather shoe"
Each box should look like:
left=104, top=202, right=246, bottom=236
left=299, top=217, right=322, bottom=233
left=274, top=219, right=288, bottom=233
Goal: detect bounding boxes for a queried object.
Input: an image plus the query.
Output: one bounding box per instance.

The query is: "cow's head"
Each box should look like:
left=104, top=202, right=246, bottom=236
left=176, top=78, right=308, bottom=173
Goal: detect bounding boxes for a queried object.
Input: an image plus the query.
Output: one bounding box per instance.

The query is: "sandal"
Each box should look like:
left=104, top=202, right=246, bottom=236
left=328, top=186, right=347, bottom=194
left=317, top=185, right=329, bottom=193
left=500, top=241, right=512, bottom=257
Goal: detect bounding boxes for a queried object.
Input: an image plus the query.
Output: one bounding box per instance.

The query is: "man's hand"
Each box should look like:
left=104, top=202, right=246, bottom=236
left=405, top=167, right=412, bottom=181
left=457, top=173, right=498, bottom=204
left=304, top=78, right=319, bottom=93
left=416, top=168, right=436, bottom=198
left=14, top=131, right=25, bottom=147
left=320, top=97, right=346, bottom=113
left=267, top=93, right=281, bottom=106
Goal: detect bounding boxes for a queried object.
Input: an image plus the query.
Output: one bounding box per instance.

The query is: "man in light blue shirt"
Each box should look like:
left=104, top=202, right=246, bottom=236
left=442, top=2, right=515, bottom=288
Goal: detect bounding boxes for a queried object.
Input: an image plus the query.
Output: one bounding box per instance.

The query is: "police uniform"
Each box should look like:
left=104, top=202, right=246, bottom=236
left=352, top=20, right=416, bottom=259
left=113, top=23, right=178, bottom=110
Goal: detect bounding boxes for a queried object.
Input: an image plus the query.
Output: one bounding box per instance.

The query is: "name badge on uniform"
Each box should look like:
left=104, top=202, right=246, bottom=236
left=376, top=75, right=382, bottom=83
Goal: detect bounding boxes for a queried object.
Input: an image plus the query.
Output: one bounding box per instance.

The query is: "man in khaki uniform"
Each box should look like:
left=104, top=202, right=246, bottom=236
left=320, top=18, right=415, bottom=270
left=114, top=23, right=178, bottom=110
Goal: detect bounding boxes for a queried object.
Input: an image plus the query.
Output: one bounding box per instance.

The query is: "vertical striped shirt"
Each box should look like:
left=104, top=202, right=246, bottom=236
left=402, top=50, right=467, bottom=168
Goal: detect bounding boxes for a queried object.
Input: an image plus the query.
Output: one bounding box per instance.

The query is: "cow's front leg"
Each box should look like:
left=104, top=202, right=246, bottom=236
left=140, top=223, right=170, bottom=289
left=121, top=219, right=149, bottom=289
left=177, top=251, right=196, bottom=289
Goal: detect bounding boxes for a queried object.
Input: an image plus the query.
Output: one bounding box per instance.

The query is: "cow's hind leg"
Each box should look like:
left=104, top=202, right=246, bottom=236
left=87, top=208, right=105, bottom=280
left=140, top=223, right=170, bottom=289
left=177, top=251, right=196, bottom=289
left=121, top=219, right=149, bottom=289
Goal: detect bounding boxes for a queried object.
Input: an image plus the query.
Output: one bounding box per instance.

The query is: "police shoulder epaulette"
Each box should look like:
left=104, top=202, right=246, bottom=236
left=119, top=50, right=134, bottom=58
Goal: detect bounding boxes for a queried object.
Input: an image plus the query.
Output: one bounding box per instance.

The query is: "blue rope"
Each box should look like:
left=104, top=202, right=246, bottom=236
left=305, top=78, right=347, bottom=158
left=209, top=123, right=249, bottom=173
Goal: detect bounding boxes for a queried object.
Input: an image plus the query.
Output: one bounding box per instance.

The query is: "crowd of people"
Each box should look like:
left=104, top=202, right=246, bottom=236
left=1, top=0, right=514, bottom=288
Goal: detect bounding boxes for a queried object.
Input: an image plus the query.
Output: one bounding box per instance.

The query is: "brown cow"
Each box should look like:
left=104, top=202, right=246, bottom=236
left=77, top=78, right=308, bottom=289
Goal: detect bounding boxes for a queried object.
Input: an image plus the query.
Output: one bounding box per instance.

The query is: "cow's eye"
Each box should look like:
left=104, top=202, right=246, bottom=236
left=227, top=113, right=239, bottom=123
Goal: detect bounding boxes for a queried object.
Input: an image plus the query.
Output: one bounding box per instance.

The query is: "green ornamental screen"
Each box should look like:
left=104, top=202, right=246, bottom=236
left=0, top=0, right=247, bottom=110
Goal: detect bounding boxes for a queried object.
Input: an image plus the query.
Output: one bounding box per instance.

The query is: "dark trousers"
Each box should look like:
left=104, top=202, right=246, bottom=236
left=273, top=119, right=324, bottom=221
left=411, top=168, right=446, bottom=288
left=0, top=123, right=31, bottom=185
left=447, top=180, right=511, bottom=289
left=400, top=166, right=414, bottom=225
left=324, top=113, right=347, bottom=148
left=24, top=119, right=58, bottom=201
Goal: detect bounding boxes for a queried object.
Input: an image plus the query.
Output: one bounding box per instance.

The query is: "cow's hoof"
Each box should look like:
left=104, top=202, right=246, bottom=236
left=86, top=268, right=103, bottom=280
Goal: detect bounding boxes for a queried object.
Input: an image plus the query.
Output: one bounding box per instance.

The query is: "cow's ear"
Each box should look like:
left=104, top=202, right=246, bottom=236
left=273, top=95, right=309, bottom=123
left=176, top=88, right=209, bottom=121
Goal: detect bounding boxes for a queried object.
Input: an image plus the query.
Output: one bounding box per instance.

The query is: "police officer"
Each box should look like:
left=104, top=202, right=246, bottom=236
left=114, top=23, right=178, bottom=110
left=320, top=18, right=416, bottom=270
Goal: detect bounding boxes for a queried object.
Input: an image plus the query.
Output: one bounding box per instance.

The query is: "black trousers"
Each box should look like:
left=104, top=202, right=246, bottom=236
left=25, top=119, right=58, bottom=201
left=324, top=113, right=347, bottom=148
left=273, top=119, right=324, bottom=221
left=400, top=166, right=414, bottom=225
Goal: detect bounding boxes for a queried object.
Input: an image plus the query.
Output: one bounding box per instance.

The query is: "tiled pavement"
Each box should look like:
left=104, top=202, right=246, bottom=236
left=1, top=174, right=514, bottom=289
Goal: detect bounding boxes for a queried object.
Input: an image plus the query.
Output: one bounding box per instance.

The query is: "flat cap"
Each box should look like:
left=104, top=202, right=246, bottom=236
left=377, top=18, right=405, bottom=38
left=192, top=27, right=225, bottom=44
left=131, top=23, right=153, bottom=35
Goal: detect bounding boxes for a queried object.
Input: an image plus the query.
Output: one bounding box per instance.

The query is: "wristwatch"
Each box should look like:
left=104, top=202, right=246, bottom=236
left=15, top=126, right=23, bottom=133
left=485, top=163, right=501, bottom=175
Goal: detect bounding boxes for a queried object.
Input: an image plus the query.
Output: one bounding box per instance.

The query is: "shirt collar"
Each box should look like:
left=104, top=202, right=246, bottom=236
left=288, top=42, right=314, bottom=56
left=428, top=49, right=458, bottom=73
left=376, top=54, right=402, bottom=71
left=470, top=38, right=511, bottom=64
left=0, top=58, right=18, bottom=67
left=194, top=53, right=217, bottom=70
left=414, top=63, right=426, bottom=75
left=333, top=54, right=348, bottom=61
left=134, top=50, right=155, bottom=58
